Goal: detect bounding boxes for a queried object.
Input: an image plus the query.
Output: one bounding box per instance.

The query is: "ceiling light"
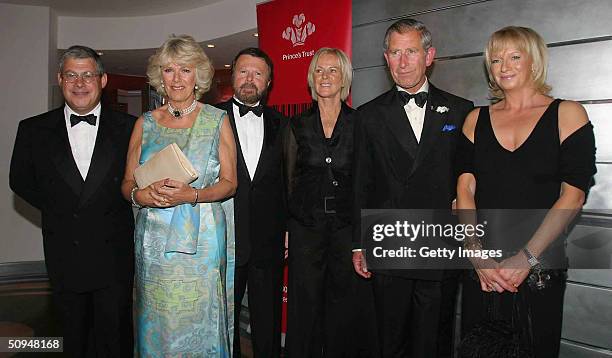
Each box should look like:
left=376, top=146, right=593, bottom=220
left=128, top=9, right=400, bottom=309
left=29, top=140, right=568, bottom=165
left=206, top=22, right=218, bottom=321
left=207, top=44, right=215, bottom=48
left=224, top=64, right=231, bottom=68
left=97, top=51, right=104, bottom=56
left=253, top=33, right=259, bottom=37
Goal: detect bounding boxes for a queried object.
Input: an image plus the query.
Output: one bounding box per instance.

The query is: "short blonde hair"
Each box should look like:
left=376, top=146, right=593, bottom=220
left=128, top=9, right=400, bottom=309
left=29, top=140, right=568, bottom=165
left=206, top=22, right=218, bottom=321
left=307, top=47, right=353, bottom=101
left=485, top=26, right=551, bottom=100
left=147, top=35, right=214, bottom=100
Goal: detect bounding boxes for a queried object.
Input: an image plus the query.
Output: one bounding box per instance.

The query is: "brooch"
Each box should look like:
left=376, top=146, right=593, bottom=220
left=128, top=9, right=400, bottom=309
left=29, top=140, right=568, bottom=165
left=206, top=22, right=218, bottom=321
left=436, top=106, right=449, bottom=113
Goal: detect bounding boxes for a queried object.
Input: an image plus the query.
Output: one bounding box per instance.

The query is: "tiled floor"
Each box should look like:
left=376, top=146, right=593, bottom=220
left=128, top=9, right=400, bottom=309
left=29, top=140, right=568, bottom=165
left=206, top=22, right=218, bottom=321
left=0, top=281, right=255, bottom=357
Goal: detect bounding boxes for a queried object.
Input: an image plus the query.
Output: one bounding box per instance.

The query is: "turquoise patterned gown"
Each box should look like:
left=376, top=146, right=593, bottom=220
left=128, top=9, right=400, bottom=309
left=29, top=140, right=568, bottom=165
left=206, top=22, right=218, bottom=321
left=134, top=105, right=234, bottom=357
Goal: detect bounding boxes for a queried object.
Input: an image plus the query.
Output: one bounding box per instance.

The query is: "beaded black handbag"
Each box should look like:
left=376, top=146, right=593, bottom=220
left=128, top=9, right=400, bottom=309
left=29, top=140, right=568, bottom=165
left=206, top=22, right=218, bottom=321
left=459, top=292, right=534, bottom=358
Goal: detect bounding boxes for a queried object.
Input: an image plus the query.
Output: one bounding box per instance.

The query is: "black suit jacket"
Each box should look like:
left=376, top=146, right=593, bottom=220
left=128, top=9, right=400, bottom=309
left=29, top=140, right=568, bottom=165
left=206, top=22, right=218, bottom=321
left=10, top=105, right=136, bottom=292
left=353, top=84, right=474, bottom=280
left=215, top=100, right=288, bottom=267
left=285, top=102, right=355, bottom=226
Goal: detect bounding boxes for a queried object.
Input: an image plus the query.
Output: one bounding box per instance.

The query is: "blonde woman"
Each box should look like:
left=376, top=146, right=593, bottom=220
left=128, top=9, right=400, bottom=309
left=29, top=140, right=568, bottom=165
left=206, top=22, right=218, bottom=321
left=457, top=26, right=596, bottom=357
left=121, top=35, right=237, bottom=357
left=285, top=48, right=375, bottom=357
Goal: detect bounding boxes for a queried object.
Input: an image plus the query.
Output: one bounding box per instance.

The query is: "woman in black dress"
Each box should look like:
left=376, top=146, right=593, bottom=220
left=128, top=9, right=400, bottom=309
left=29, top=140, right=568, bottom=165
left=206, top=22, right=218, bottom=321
left=285, top=48, right=375, bottom=357
left=456, top=26, right=596, bottom=357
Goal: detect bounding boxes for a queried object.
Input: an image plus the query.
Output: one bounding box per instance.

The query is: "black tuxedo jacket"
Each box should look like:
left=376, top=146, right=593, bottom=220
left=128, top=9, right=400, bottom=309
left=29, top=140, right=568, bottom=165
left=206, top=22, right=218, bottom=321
left=10, top=106, right=136, bottom=292
left=216, top=100, right=288, bottom=267
left=353, top=84, right=474, bottom=280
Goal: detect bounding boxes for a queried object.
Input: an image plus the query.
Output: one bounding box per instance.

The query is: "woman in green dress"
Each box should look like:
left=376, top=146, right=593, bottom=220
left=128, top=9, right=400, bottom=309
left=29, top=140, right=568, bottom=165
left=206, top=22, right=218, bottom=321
left=121, top=35, right=237, bottom=357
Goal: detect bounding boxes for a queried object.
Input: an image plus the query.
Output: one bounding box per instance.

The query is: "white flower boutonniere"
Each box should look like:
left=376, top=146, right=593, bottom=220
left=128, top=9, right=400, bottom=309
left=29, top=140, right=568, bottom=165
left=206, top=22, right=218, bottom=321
left=436, top=106, right=449, bottom=113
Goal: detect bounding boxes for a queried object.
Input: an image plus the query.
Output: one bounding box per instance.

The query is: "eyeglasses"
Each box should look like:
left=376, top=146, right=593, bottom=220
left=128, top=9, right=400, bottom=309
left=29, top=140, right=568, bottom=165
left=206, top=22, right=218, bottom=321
left=62, top=71, right=100, bottom=83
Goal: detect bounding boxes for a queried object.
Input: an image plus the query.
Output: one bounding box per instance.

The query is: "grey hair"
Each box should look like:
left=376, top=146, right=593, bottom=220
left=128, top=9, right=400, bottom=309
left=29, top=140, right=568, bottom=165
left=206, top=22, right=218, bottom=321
left=383, top=18, right=433, bottom=51
left=59, top=45, right=104, bottom=74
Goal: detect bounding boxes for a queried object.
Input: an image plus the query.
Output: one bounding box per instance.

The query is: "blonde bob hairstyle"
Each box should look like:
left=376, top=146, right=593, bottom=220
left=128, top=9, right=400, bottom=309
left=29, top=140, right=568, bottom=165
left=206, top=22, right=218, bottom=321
left=307, top=47, right=353, bottom=101
left=485, top=26, right=552, bottom=100
left=147, top=35, right=214, bottom=100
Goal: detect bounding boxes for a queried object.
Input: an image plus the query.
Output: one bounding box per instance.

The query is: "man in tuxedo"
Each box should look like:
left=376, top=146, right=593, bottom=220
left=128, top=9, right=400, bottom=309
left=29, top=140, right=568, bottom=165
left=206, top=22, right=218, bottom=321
left=352, top=19, right=474, bottom=357
left=215, top=47, right=287, bottom=358
left=9, top=46, right=135, bottom=357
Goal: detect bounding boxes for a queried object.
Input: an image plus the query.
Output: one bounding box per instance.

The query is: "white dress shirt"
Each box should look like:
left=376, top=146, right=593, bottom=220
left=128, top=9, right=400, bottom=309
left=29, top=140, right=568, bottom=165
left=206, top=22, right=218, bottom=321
left=397, top=79, right=429, bottom=143
left=232, top=97, right=264, bottom=179
left=64, top=102, right=101, bottom=180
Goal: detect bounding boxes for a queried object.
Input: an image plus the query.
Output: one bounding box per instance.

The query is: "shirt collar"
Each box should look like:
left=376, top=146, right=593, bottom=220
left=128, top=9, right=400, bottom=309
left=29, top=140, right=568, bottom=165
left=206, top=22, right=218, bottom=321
left=396, top=78, right=429, bottom=95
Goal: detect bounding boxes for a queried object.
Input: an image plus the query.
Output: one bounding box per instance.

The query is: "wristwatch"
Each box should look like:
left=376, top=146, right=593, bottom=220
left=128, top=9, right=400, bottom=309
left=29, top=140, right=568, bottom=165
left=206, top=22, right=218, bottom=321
left=522, top=247, right=540, bottom=268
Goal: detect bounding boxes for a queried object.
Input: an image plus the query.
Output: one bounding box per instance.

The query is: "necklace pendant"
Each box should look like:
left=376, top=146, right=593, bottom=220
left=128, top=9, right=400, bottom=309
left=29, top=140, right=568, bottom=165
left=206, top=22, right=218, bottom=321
left=167, top=98, right=197, bottom=119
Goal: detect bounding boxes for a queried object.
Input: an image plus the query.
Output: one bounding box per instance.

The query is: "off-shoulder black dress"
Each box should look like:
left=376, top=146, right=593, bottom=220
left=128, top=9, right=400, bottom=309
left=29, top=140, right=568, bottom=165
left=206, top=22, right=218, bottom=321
left=457, top=99, right=596, bottom=357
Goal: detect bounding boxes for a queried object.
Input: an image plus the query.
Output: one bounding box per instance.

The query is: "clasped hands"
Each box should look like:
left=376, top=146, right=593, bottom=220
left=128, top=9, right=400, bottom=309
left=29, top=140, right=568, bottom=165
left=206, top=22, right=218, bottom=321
left=135, top=178, right=196, bottom=208
left=352, top=250, right=531, bottom=292
left=472, top=253, right=531, bottom=293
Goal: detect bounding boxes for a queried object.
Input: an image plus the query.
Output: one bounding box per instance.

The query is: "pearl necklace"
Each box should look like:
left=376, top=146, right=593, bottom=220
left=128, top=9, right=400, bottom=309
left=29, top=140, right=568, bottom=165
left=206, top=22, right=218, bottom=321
left=167, top=99, right=197, bottom=118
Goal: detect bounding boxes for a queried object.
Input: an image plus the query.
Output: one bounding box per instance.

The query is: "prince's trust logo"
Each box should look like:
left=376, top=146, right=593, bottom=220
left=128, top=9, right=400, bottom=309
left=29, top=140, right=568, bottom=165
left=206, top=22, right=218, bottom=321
left=282, top=13, right=316, bottom=47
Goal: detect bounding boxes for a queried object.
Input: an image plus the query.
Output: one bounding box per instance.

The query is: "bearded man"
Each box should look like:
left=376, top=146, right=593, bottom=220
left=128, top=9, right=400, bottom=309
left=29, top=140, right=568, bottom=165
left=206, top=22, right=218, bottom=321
left=215, top=47, right=288, bottom=358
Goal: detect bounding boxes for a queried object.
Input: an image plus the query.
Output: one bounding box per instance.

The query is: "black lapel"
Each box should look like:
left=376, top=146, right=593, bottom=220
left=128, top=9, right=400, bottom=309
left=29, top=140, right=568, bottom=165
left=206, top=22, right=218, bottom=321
left=47, top=107, right=84, bottom=196
left=223, top=101, right=251, bottom=185
left=251, top=106, right=280, bottom=185
left=411, top=85, right=451, bottom=174
left=310, top=102, right=349, bottom=140
left=379, top=89, right=418, bottom=158
left=333, top=102, right=353, bottom=139
left=78, top=107, right=117, bottom=207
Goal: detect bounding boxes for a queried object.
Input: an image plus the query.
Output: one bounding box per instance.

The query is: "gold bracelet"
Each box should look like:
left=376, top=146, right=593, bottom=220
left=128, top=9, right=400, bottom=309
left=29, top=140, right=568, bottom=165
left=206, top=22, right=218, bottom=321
left=191, top=188, right=199, bottom=207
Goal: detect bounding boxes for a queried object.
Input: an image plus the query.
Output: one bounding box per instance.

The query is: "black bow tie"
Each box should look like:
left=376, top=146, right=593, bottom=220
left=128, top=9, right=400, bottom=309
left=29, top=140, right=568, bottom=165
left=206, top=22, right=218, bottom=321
left=233, top=99, right=264, bottom=117
left=70, top=113, right=97, bottom=127
left=399, top=91, right=428, bottom=108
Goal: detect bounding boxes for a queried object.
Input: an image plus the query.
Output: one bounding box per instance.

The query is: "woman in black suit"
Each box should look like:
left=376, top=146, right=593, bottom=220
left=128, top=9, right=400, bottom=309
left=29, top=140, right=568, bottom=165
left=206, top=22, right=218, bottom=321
left=285, top=47, right=375, bottom=357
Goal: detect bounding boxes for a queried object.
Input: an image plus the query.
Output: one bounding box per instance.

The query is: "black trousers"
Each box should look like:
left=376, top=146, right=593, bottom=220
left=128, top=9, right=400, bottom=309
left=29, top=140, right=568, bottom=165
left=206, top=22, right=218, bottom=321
left=53, top=281, right=133, bottom=358
left=372, top=274, right=442, bottom=358
left=437, top=270, right=461, bottom=358
left=233, top=261, right=283, bottom=358
left=286, top=219, right=378, bottom=358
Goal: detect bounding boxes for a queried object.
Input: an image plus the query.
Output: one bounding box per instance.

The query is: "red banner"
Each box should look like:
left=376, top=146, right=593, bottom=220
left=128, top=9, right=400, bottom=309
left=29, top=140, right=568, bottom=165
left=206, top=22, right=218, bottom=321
left=256, top=0, right=352, bottom=342
left=256, top=0, right=352, bottom=108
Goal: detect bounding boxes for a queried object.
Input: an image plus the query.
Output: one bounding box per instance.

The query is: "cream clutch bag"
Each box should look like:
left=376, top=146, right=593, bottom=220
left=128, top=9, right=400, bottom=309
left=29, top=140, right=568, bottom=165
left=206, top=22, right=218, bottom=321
left=134, top=143, right=198, bottom=188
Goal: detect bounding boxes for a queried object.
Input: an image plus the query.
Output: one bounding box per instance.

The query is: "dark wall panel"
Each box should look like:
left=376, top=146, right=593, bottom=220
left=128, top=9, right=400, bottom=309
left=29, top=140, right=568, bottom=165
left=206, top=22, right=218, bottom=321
left=352, top=0, right=612, bottom=356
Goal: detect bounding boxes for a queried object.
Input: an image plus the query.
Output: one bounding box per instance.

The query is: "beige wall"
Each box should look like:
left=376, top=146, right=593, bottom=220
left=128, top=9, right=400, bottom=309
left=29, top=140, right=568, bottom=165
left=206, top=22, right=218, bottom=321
left=0, top=3, right=57, bottom=262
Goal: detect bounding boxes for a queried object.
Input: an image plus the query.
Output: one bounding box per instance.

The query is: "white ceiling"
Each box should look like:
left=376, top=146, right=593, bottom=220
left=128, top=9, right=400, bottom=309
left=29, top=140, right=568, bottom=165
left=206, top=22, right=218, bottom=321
left=0, top=0, right=223, bottom=17
left=91, top=29, right=258, bottom=75
left=4, top=0, right=260, bottom=75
